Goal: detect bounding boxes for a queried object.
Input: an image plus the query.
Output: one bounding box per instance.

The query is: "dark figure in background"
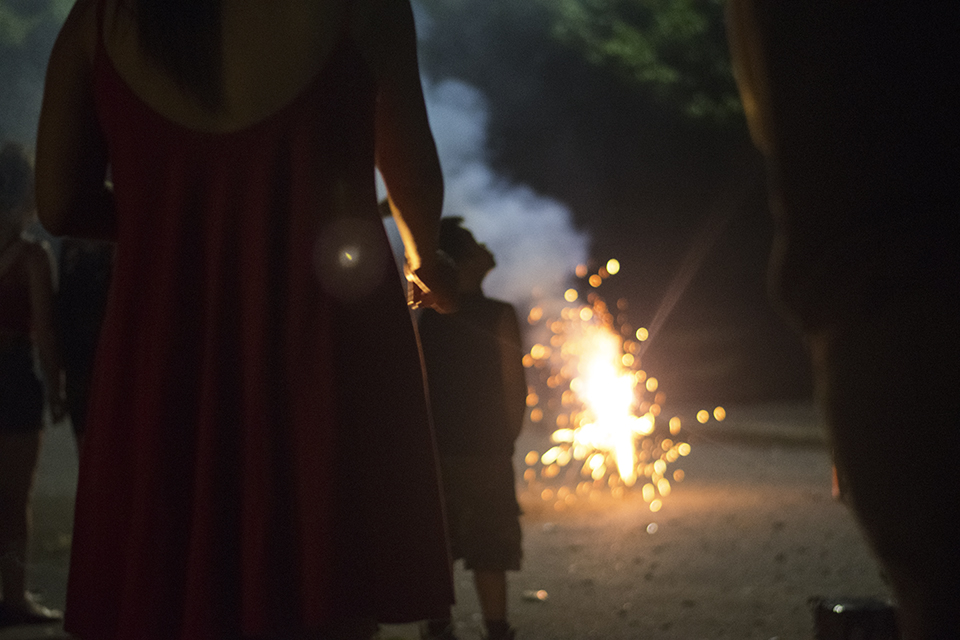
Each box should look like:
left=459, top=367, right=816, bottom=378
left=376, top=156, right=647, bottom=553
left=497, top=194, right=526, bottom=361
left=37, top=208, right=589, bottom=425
left=0, top=142, right=65, bottom=627
left=418, top=218, right=526, bottom=640
left=727, top=4, right=960, bottom=639
left=55, top=237, right=114, bottom=450
left=35, top=1, right=456, bottom=639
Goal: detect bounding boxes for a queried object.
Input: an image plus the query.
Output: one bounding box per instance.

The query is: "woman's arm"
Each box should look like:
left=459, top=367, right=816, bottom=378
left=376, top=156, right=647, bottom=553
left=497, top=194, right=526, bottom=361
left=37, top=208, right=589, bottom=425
left=35, top=0, right=116, bottom=240
left=355, top=0, right=454, bottom=311
left=25, top=241, right=66, bottom=423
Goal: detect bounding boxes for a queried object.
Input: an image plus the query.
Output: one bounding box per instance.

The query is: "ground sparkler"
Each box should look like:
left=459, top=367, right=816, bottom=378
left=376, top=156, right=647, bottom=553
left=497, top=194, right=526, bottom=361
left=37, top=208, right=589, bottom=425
left=521, top=260, right=716, bottom=512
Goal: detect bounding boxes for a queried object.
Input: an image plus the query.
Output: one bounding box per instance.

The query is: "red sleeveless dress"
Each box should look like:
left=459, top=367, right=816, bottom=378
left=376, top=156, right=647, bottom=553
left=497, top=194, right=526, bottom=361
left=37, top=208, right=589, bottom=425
left=64, top=15, right=453, bottom=640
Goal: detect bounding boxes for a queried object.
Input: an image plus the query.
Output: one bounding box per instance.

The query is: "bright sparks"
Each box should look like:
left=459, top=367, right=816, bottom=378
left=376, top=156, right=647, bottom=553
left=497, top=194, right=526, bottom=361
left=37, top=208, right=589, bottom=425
left=522, top=263, right=692, bottom=511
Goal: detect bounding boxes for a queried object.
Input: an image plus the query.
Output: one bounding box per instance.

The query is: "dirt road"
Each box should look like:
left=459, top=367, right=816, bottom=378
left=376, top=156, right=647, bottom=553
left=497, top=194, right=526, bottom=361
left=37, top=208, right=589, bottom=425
left=4, top=404, right=892, bottom=640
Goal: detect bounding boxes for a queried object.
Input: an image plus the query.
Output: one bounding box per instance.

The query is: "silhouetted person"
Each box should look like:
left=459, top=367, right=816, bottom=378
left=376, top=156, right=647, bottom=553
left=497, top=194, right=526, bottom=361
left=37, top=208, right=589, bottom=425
left=0, top=142, right=65, bottom=627
left=55, top=237, right=114, bottom=451
left=727, top=4, right=960, bottom=639
left=35, top=1, right=456, bottom=638
left=418, top=217, right=526, bottom=640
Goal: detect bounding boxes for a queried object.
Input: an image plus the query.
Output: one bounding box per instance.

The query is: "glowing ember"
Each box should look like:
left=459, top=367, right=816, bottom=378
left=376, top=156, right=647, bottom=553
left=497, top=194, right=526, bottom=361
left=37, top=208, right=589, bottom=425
left=523, top=262, right=694, bottom=511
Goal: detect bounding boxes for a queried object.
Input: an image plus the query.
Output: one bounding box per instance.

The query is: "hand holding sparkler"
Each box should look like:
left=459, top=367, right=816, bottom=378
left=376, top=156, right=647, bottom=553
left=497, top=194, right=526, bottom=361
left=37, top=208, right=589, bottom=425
left=406, top=251, right=457, bottom=313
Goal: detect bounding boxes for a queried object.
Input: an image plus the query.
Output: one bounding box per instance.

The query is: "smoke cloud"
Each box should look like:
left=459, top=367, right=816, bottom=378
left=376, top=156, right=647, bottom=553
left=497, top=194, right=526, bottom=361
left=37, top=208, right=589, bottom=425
left=421, top=78, right=590, bottom=307
left=407, top=2, right=589, bottom=306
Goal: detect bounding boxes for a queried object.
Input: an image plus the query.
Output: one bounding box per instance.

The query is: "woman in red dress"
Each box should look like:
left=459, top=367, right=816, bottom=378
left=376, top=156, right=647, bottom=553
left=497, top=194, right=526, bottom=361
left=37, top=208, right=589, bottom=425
left=36, top=1, right=454, bottom=638
left=0, top=142, right=65, bottom=627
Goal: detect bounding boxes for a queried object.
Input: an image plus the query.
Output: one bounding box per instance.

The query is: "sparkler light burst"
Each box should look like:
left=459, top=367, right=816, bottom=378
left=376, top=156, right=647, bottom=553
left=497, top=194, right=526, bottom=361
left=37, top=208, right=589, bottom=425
left=522, top=261, right=692, bottom=512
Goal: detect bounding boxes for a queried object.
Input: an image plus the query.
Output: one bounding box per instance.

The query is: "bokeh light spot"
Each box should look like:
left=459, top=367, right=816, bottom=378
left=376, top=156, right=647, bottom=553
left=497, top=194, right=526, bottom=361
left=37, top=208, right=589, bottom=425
left=669, top=416, right=681, bottom=435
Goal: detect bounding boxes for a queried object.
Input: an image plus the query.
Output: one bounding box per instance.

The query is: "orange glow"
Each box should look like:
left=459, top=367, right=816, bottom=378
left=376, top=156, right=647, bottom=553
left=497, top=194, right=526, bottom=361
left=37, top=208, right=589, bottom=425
left=657, top=478, right=671, bottom=496
left=713, top=406, right=727, bottom=421
left=541, top=447, right=559, bottom=465
left=519, top=274, right=692, bottom=510
left=575, top=264, right=588, bottom=278
left=669, top=416, right=681, bottom=435
left=642, top=483, right=655, bottom=502
left=697, top=410, right=710, bottom=423
left=528, top=306, right=543, bottom=324
left=530, top=344, right=549, bottom=360
left=673, top=469, right=685, bottom=482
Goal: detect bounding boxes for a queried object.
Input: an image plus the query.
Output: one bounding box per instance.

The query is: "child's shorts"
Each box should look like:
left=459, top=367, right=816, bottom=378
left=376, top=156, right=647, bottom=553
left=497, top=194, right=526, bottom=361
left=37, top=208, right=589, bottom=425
left=439, top=455, right=522, bottom=572
left=0, top=339, right=44, bottom=433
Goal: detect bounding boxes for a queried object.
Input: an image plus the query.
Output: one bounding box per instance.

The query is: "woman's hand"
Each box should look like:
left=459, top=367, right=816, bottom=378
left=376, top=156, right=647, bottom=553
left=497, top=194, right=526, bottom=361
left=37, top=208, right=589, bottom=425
left=406, top=252, right=457, bottom=313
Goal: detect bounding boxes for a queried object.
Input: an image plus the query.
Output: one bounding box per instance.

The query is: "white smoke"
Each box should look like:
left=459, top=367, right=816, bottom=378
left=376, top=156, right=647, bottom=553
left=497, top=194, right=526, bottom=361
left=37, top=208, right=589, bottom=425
left=421, top=78, right=590, bottom=306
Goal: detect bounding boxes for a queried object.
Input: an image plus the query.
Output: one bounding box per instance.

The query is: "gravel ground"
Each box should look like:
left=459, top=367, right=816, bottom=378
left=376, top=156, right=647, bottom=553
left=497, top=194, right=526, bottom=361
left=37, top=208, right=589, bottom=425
left=3, top=403, right=893, bottom=640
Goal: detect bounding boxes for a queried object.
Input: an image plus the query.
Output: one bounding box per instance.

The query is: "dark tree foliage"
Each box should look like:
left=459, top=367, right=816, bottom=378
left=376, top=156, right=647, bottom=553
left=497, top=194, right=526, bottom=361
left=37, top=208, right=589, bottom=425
left=416, top=0, right=748, bottom=231
left=544, top=0, right=741, bottom=123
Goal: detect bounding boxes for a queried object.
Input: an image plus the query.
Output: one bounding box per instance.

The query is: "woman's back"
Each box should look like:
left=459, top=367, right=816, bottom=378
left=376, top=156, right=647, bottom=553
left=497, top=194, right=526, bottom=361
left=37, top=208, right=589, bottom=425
left=102, top=0, right=351, bottom=133
left=38, top=2, right=455, bottom=639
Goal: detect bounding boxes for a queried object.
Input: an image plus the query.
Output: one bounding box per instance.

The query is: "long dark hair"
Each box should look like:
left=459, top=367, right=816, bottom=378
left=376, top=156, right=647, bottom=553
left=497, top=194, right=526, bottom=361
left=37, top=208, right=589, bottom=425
left=133, top=0, right=223, bottom=109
